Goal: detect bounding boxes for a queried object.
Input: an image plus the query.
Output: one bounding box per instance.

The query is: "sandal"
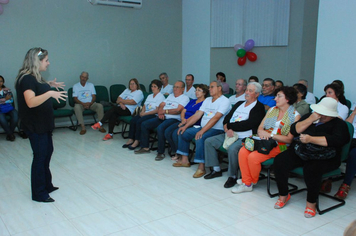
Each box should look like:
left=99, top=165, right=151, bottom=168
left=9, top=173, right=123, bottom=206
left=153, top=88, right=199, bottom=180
left=274, top=194, right=291, bottom=209
left=171, top=154, right=181, bottom=161
left=334, top=183, right=351, bottom=200
left=304, top=207, right=316, bottom=218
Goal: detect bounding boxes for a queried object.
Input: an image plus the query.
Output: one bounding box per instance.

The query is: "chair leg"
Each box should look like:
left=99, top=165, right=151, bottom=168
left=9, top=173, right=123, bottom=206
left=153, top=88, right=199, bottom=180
left=264, top=167, right=298, bottom=198
left=69, top=116, right=77, bottom=131
left=121, top=123, right=130, bottom=139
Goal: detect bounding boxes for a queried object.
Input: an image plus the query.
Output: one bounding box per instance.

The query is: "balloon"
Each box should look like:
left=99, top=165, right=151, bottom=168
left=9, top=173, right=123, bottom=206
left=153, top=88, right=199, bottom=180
left=233, top=44, right=244, bottom=52
left=236, top=49, right=246, bottom=58
left=246, top=52, right=257, bottom=62
left=244, top=39, right=255, bottom=52
left=0, top=5, right=3, bottom=15
left=0, top=0, right=9, bottom=4
left=237, top=56, right=247, bottom=66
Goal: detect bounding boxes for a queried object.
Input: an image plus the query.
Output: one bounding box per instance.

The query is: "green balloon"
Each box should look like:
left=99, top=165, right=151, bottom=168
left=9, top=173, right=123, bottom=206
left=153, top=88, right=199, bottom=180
left=236, top=49, right=246, bottom=58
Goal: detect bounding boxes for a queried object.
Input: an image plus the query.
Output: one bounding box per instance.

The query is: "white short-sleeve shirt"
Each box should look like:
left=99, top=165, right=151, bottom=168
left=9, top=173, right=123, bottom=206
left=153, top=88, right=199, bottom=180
left=163, top=93, right=190, bottom=120
left=184, top=86, right=197, bottom=99
left=161, top=84, right=173, bottom=95
left=305, top=92, right=316, bottom=104
left=199, top=95, right=231, bottom=130
left=119, top=89, right=144, bottom=114
left=229, top=100, right=256, bottom=138
left=144, top=93, right=165, bottom=112
left=338, top=101, right=349, bottom=120
left=72, top=82, right=96, bottom=103
left=229, top=93, right=245, bottom=106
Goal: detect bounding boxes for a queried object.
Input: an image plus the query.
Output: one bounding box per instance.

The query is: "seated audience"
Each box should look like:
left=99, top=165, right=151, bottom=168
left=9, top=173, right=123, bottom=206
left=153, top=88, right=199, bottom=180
left=248, top=76, right=259, bottom=83
left=91, top=78, right=143, bottom=140
left=258, top=78, right=276, bottom=110
left=298, top=79, right=316, bottom=104
left=173, top=81, right=231, bottom=178
left=0, top=75, right=18, bottom=141
left=233, top=86, right=300, bottom=193
left=216, top=72, right=230, bottom=94
left=275, top=80, right=284, bottom=89
left=135, top=81, right=189, bottom=161
left=323, top=83, right=349, bottom=120
left=293, top=83, right=310, bottom=116
left=229, top=79, right=247, bottom=106
left=204, top=82, right=265, bottom=188
left=184, top=74, right=197, bottom=99
left=166, top=84, right=208, bottom=159
left=333, top=103, right=356, bottom=200
left=273, top=97, right=349, bottom=218
left=123, top=79, right=165, bottom=150
left=73, top=71, right=105, bottom=135
left=159, top=72, right=173, bottom=95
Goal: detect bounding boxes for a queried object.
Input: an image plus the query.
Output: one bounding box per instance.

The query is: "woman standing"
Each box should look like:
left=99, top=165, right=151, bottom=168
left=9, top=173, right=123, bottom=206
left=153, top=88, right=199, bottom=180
left=15, top=47, right=67, bottom=202
left=0, top=75, right=18, bottom=141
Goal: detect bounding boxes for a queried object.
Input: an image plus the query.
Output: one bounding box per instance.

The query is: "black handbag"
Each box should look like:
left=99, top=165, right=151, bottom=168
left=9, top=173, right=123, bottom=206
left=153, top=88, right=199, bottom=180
left=294, top=142, right=336, bottom=161
left=242, top=137, right=277, bottom=155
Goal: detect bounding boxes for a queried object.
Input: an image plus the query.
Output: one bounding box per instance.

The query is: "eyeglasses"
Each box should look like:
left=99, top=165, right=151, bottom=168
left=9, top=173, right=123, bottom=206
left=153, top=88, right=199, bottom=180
left=262, top=84, right=271, bottom=87
left=173, top=86, right=183, bottom=89
left=196, top=89, right=203, bottom=92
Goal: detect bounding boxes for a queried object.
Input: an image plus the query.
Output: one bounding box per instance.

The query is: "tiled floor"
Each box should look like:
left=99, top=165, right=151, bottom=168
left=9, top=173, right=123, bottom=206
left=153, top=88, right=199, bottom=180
left=0, top=126, right=355, bottom=236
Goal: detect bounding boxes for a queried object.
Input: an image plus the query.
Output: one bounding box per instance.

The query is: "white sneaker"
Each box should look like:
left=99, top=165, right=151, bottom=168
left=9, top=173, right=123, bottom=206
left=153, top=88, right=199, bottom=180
left=236, top=179, right=256, bottom=186
left=231, top=183, right=253, bottom=194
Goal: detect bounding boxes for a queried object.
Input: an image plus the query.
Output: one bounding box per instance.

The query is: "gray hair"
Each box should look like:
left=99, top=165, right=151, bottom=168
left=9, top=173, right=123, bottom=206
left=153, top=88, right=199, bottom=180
left=298, top=79, right=308, bottom=86
left=248, top=82, right=262, bottom=94
left=159, top=72, right=168, bottom=78
left=214, top=80, right=223, bottom=88
left=81, top=71, right=89, bottom=77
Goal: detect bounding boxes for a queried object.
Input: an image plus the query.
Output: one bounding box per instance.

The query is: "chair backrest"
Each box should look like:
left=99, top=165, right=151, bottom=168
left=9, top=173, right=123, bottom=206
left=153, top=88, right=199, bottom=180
left=229, top=88, right=234, bottom=95
left=142, top=91, right=149, bottom=105
left=51, top=88, right=66, bottom=109
left=315, top=96, right=319, bottom=104
left=110, top=84, right=126, bottom=103
left=140, top=84, right=146, bottom=92
left=95, top=85, right=109, bottom=103
left=67, top=87, right=74, bottom=107
left=341, top=121, right=354, bottom=162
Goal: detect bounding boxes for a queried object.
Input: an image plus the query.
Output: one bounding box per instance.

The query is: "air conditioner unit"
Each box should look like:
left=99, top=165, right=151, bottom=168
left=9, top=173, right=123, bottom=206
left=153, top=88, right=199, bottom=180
left=90, top=0, right=142, bottom=9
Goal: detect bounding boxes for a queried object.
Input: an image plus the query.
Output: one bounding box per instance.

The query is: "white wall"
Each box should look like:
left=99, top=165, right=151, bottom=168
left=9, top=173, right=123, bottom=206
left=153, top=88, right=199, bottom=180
left=314, top=0, right=356, bottom=104
left=0, top=0, right=182, bottom=95
left=182, top=0, right=211, bottom=84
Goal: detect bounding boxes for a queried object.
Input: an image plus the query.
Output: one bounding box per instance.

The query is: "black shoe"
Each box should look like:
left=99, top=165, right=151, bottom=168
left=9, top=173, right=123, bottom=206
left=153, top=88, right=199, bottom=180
left=224, top=177, right=237, bottom=188
left=19, top=131, right=28, bottom=139
left=33, top=197, right=55, bottom=203
left=128, top=145, right=138, bottom=150
left=122, top=143, right=133, bottom=148
left=48, top=187, right=59, bottom=193
left=204, top=170, right=222, bottom=179
left=6, top=134, right=15, bottom=141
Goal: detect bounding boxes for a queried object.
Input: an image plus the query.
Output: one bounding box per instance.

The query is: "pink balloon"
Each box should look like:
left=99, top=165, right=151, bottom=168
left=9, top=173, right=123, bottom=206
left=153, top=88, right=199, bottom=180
left=0, top=5, right=3, bottom=15
left=233, top=44, right=244, bottom=52
left=0, top=0, right=9, bottom=4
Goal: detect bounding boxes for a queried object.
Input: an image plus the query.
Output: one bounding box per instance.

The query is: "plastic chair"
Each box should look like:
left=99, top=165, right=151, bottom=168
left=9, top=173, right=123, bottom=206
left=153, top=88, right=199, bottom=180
left=51, top=88, right=75, bottom=130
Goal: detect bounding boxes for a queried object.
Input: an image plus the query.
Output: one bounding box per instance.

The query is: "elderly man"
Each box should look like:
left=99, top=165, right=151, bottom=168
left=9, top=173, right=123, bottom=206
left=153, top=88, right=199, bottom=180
left=229, top=78, right=247, bottom=106
left=204, top=82, right=265, bottom=187
left=258, top=78, right=276, bottom=110
left=73, top=71, right=105, bottom=135
left=135, top=81, right=189, bottom=161
left=173, top=80, right=231, bottom=178
left=159, top=72, right=173, bottom=95
left=184, top=74, right=196, bottom=99
left=298, top=79, right=316, bottom=104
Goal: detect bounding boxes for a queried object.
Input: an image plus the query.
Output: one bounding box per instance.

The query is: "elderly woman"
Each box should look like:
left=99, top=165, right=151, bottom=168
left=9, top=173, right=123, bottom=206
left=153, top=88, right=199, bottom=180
left=323, top=83, right=348, bottom=120
left=92, top=78, right=143, bottom=141
left=233, top=86, right=300, bottom=193
left=122, top=79, right=165, bottom=150
left=165, top=84, right=209, bottom=159
left=0, top=75, right=19, bottom=141
left=273, top=97, right=350, bottom=218
left=293, top=83, right=310, bottom=116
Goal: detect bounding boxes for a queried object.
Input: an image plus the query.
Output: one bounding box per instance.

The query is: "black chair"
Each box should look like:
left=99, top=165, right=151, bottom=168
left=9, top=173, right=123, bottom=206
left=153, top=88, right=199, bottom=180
left=110, top=84, right=126, bottom=103
left=51, top=88, right=75, bottom=130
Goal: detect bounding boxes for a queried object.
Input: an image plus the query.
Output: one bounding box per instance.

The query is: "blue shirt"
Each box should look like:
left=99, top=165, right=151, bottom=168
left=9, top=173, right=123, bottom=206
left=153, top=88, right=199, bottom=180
left=258, top=94, right=276, bottom=108
left=184, top=99, right=203, bottom=125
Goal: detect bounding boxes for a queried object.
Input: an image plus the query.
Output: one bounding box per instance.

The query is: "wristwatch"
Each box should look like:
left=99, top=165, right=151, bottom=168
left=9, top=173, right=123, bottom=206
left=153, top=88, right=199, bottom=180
left=270, top=133, right=274, bottom=138
left=166, top=109, right=168, bottom=114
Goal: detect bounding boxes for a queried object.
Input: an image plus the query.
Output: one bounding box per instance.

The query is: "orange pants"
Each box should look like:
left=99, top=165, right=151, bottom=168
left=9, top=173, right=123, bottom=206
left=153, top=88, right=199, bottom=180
left=238, top=146, right=281, bottom=185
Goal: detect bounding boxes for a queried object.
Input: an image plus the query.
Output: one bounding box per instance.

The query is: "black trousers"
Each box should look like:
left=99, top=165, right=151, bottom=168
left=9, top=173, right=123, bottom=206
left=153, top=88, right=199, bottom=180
left=274, top=144, right=340, bottom=203
left=100, top=106, right=131, bottom=133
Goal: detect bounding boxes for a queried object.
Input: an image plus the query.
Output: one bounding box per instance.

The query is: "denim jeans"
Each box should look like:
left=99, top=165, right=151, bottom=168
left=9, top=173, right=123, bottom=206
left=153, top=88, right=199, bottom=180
left=0, top=109, right=18, bottom=135
left=176, top=127, right=223, bottom=163
left=26, top=130, right=54, bottom=201
left=128, top=114, right=156, bottom=140
left=164, top=123, right=180, bottom=154
left=140, top=117, right=179, bottom=154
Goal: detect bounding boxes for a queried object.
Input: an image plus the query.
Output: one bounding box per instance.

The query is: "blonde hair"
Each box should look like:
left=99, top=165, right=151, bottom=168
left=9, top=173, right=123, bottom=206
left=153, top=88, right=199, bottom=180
left=15, top=47, right=48, bottom=87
